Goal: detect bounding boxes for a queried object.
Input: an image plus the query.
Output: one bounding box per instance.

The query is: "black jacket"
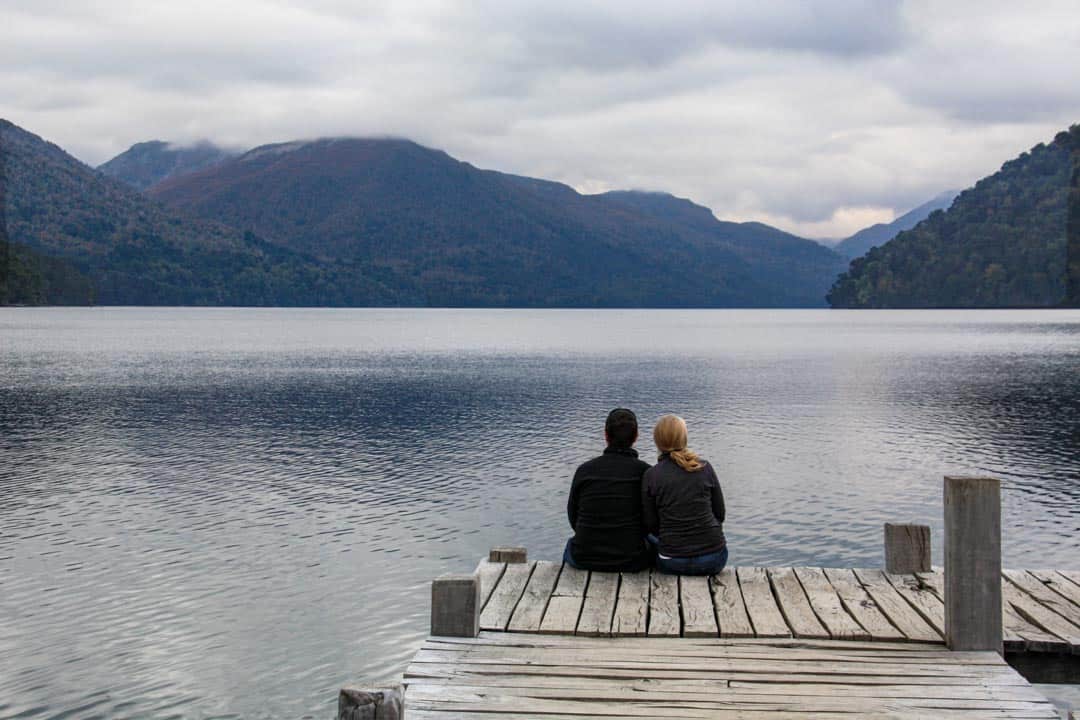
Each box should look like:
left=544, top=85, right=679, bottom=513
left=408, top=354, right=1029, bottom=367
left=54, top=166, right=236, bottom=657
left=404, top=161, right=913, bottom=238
left=642, top=455, right=726, bottom=558
left=567, top=446, right=652, bottom=572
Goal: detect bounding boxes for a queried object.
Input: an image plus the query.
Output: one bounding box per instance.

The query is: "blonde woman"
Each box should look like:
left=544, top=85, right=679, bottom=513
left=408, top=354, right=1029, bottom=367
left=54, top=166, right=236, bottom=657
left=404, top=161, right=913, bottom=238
left=642, top=415, right=727, bottom=575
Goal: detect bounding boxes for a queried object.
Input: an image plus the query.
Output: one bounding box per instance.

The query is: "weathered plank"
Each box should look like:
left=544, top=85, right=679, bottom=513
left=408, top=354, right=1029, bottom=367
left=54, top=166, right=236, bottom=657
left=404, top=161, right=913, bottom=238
left=854, top=568, right=941, bottom=643
left=711, top=568, right=755, bottom=638
left=408, top=671, right=1051, bottom=700
left=423, top=632, right=1003, bottom=658
left=1003, top=578, right=1080, bottom=648
left=507, top=561, right=561, bottom=633
left=473, top=559, right=506, bottom=610
left=1004, top=569, right=1080, bottom=627
left=794, top=567, right=869, bottom=640
left=1023, top=569, right=1080, bottom=613
left=479, top=561, right=534, bottom=631
left=768, top=567, right=829, bottom=639
left=1028, top=569, right=1080, bottom=610
left=648, top=572, right=681, bottom=637
left=577, top=571, right=618, bottom=636
left=404, top=682, right=1058, bottom=716
left=680, top=576, right=719, bottom=637
left=538, top=564, right=588, bottom=635
left=539, top=596, right=584, bottom=635
left=825, top=567, right=907, bottom=642
left=737, top=566, right=791, bottom=638
left=884, top=571, right=946, bottom=635
left=611, top=571, right=650, bottom=637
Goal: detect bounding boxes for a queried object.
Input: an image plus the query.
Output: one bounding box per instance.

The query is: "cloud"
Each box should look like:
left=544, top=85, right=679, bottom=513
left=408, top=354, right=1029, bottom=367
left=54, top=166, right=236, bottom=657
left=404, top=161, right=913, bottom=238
left=1, top=0, right=1079, bottom=238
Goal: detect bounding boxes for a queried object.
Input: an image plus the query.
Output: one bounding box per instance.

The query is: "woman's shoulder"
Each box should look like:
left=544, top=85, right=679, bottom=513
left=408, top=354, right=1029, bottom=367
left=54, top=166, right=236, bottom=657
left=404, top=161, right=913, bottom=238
left=644, top=456, right=672, bottom=478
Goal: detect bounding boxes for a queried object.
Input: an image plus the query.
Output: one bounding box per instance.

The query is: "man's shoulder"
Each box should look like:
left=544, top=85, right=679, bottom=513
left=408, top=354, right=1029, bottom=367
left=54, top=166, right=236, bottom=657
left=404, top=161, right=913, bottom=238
left=583, top=451, right=648, bottom=472
left=578, top=452, right=650, bottom=475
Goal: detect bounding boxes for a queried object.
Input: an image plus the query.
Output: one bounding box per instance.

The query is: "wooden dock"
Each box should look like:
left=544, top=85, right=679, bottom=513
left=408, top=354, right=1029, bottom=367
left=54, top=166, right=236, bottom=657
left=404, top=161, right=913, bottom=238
left=339, top=478, right=1078, bottom=719
left=384, top=561, right=1078, bottom=719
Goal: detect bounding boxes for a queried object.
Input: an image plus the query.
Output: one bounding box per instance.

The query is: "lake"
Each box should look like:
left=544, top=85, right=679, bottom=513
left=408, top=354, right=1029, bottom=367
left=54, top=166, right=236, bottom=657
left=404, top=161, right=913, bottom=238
left=1, top=307, right=1078, bottom=719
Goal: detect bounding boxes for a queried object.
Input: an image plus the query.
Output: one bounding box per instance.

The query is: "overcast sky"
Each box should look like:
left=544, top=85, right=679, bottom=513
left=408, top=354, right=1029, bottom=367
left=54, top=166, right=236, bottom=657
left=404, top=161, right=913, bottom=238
left=3, top=1, right=1080, bottom=238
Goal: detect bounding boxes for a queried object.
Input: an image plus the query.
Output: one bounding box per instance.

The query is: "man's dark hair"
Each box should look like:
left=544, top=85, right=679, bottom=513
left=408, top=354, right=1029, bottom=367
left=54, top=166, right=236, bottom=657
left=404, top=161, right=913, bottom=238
left=605, top=408, right=638, bottom=449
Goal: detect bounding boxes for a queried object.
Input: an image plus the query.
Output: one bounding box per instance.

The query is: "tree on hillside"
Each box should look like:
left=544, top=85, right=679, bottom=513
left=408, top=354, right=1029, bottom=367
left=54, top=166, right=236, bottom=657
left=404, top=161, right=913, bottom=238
left=1, top=133, right=9, bottom=304
left=1068, top=126, right=1080, bottom=307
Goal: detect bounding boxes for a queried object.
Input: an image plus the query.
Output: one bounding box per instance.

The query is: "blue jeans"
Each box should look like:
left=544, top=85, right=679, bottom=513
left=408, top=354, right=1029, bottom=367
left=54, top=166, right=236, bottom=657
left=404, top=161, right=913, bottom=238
left=563, top=538, right=654, bottom=572
left=648, top=535, right=728, bottom=575
left=562, top=538, right=582, bottom=569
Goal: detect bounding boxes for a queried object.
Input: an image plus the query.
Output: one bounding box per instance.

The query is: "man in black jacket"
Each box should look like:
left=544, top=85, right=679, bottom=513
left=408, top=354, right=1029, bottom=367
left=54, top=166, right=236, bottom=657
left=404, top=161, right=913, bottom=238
left=563, top=408, right=653, bottom=572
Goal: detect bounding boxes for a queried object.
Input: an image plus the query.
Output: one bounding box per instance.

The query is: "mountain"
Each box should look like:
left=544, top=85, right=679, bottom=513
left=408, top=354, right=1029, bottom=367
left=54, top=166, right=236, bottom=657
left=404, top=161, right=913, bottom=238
left=150, top=138, right=847, bottom=307
left=828, top=127, right=1077, bottom=308
left=0, top=119, right=399, bottom=305
left=833, top=190, right=957, bottom=259
left=98, top=140, right=237, bottom=190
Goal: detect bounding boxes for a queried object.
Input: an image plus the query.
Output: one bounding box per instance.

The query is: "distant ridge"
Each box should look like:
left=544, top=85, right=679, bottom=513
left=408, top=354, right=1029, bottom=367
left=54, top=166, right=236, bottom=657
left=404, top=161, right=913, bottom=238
left=98, top=140, right=238, bottom=190
left=834, top=190, right=957, bottom=259
left=150, top=137, right=848, bottom=307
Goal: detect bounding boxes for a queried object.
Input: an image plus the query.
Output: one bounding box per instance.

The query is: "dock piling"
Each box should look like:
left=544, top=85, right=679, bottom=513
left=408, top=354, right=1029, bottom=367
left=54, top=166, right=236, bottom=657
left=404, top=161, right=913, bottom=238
left=944, top=475, right=1003, bottom=652
left=336, top=686, right=402, bottom=720
left=430, top=573, right=480, bottom=637
left=883, top=522, right=931, bottom=574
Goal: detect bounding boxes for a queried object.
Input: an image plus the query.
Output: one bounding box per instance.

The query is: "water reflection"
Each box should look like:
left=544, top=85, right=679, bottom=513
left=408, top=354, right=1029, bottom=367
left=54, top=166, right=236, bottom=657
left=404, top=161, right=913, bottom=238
left=0, top=308, right=1078, bottom=719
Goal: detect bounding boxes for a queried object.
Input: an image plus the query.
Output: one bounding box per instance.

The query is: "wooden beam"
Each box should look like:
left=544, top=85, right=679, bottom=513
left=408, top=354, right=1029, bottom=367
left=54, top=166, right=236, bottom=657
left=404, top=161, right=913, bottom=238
left=884, top=523, right=931, bottom=574
left=431, top=573, right=481, bottom=638
left=489, top=546, right=527, bottom=563
left=944, top=476, right=1003, bottom=652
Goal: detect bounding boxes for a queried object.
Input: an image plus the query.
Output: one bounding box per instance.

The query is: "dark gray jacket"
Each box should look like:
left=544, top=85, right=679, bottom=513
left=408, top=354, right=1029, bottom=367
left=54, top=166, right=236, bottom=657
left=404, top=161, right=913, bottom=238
left=642, top=454, right=726, bottom=558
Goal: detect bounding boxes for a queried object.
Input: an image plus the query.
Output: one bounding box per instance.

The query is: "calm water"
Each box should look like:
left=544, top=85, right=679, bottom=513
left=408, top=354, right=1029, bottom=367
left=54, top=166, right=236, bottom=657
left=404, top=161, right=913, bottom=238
left=1, top=308, right=1078, bottom=719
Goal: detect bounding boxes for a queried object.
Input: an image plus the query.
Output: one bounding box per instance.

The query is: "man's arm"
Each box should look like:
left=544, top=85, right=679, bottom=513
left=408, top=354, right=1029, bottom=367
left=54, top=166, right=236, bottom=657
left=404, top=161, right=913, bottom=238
left=567, top=467, right=583, bottom=530
left=708, top=464, right=726, bottom=524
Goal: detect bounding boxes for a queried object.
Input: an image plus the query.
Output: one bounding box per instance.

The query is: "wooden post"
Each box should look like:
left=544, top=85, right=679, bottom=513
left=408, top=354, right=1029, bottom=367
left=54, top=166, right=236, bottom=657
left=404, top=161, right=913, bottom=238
left=337, top=686, right=402, bottom=720
left=883, top=523, right=931, bottom=574
left=944, top=476, right=1002, bottom=652
left=431, top=573, right=480, bottom=637
left=489, top=546, right=527, bottom=563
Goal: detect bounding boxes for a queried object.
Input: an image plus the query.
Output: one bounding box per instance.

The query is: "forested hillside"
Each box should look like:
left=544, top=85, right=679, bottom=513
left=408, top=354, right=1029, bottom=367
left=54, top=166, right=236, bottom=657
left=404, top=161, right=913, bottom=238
left=1, top=120, right=400, bottom=306
left=0, top=240, right=96, bottom=305
left=151, top=138, right=847, bottom=307
left=828, top=128, right=1076, bottom=308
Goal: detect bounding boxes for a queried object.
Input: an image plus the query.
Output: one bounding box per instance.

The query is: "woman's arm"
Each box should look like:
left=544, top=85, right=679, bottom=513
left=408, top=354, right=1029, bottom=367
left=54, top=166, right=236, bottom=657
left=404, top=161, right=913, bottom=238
left=708, top=464, right=726, bottom=524
left=641, top=471, right=659, bottom=535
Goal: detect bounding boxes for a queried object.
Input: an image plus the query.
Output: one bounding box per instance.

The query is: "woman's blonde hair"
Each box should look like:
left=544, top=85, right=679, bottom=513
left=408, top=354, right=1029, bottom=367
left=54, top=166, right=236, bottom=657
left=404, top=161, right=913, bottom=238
left=653, top=414, right=704, bottom=472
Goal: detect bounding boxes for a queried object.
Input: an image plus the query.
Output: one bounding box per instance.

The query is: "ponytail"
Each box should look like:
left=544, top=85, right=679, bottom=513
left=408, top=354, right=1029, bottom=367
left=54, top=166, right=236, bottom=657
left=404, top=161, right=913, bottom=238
left=669, top=447, right=704, bottom=472
left=653, top=414, right=705, bottom=472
